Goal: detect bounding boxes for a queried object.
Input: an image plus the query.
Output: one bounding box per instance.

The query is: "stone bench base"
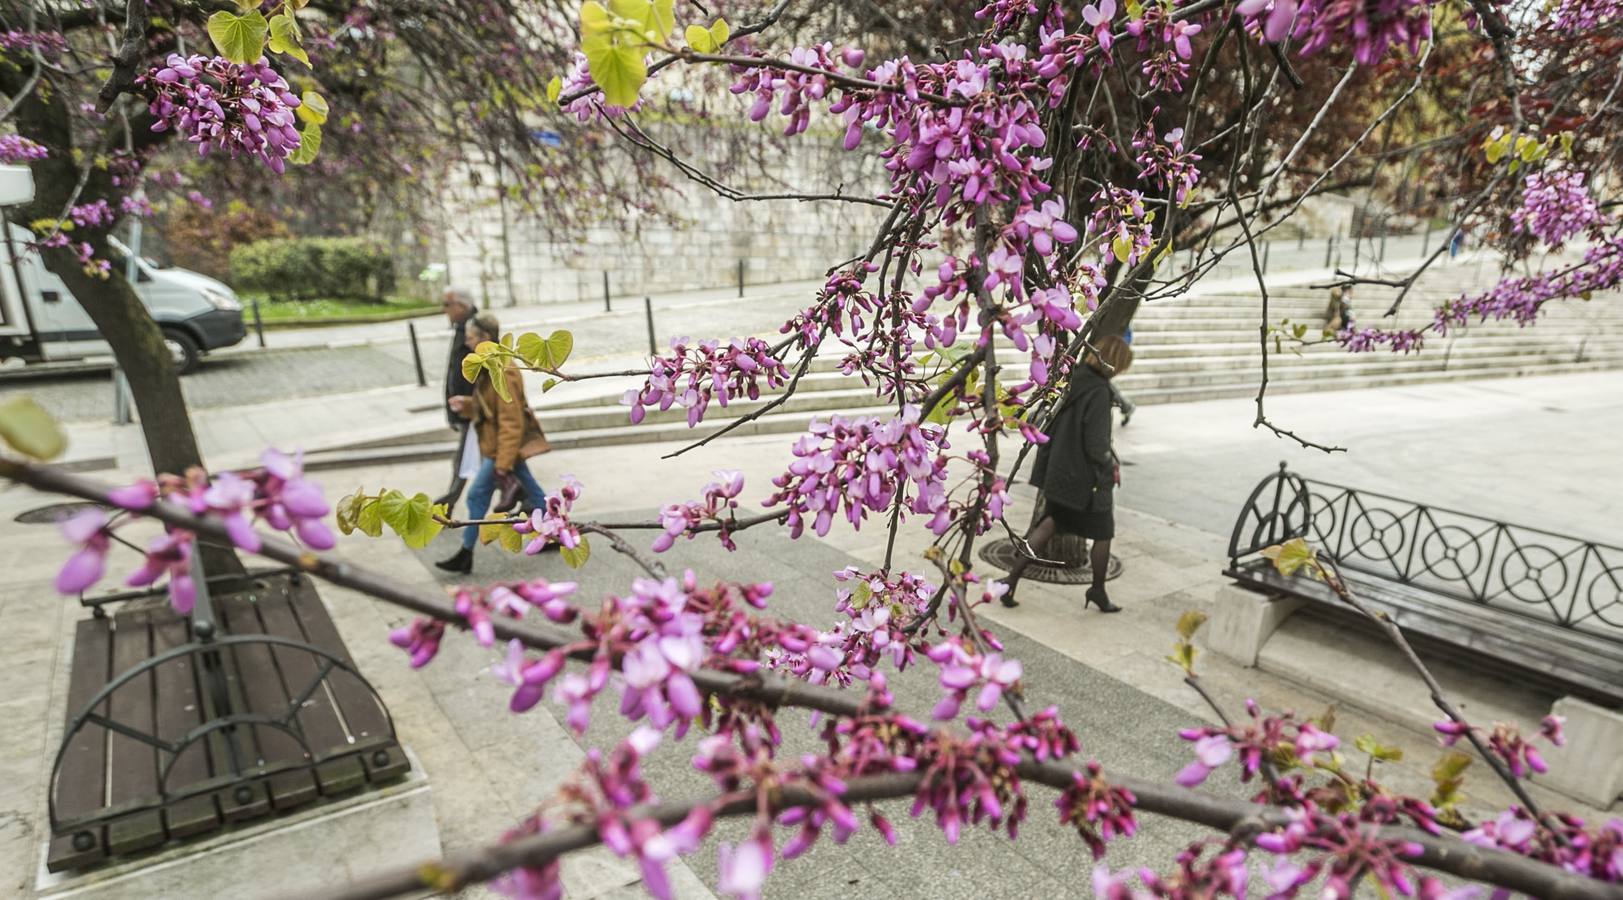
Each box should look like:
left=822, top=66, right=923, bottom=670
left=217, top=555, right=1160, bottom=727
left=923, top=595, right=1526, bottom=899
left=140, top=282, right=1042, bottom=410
left=36, top=747, right=439, bottom=900
left=1204, top=583, right=1623, bottom=809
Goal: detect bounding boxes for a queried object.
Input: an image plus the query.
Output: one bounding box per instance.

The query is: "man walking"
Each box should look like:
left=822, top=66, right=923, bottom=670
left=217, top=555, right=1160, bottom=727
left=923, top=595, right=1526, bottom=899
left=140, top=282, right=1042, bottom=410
left=435, top=287, right=480, bottom=509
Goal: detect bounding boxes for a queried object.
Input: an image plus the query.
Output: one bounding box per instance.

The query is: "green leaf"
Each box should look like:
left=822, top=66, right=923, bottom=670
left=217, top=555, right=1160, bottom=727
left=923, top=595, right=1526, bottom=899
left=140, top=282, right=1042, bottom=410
left=267, top=14, right=309, bottom=66
left=355, top=496, right=384, bottom=537
left=297, top=90, right=328, bottom=125
left=1354, top=734, right=1404, bottom=762
left=546, top=75, right=563, bottom=104
left=580, top=1, right=613, bottom=38
left=479, top=523, right=525, bottom=553
left=379, top=490, right=442, bottom=549
left=287, top=122, right=321, bottom=165
left=1260, top=538, right=1317, bottom=578
left=709, top=17, right=730, bottom=47
left=207, top=10, right=269, bottom=64
left=560, top=535, right=591, bottom=569
left=1166, top=642, right=1195, bottom=674
left=609, top=0, right=657, bottom=39
left=542, top=378, right=559, bottom=393
left=1111, top=236, right=1132, bottom=264
left=461, top=350, right=485, bottom=385
left=0, top=396, right=66, bottom=460
left=335, top=489, right=362, bottom=535
left=650, top=0, right=675, bottom=38
left=1433, top=749, right=1473, bottom=782
left=684, top=23, right=717, bottom=53
left=517, top=330, right=574, bottom=371
left=583, top=36, right=647, bottom=107
left=1175, top=610, right=1207, bottom=640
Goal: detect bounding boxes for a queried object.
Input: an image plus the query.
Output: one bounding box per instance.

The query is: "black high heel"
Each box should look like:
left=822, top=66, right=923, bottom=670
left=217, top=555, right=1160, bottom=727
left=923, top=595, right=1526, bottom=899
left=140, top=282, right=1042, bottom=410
left=435, top=547, right=473, bottom=574
left=1084, top=586, right=1122, bottom=613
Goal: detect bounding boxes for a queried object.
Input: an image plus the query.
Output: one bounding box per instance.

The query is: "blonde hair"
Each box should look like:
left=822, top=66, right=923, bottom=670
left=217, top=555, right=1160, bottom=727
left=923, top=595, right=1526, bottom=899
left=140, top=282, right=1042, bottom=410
left=1086, top=334, right=1133, bottom=378
left=468, top=312, right=501, bottom=344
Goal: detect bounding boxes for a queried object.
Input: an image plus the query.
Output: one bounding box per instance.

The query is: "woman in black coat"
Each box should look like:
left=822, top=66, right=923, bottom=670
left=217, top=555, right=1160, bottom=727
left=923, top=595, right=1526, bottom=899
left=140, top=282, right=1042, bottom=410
left=1002, top=334, right=1133, bottom=612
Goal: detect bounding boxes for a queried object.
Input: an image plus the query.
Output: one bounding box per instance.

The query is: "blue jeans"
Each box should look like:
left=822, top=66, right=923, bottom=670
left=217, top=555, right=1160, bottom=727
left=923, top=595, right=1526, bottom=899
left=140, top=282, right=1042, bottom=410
left=461, top=457, right=547, bottom=549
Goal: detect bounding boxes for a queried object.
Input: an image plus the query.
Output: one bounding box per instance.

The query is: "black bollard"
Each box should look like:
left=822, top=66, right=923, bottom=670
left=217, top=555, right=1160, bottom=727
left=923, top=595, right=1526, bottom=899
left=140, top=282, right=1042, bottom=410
left=644, top=296, right=657, bottom=356
left=251, top=299, right=266, bottom=348
left=407, top=322, right=427, bottom=387
left=602, top=271, right=611, bottom=312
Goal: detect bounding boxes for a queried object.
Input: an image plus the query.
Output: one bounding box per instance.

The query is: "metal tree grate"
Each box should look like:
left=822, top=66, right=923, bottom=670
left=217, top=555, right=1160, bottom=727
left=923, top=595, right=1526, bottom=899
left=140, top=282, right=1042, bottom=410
left=978, top=538, right=1123, bottom=584
left=15, top=501, right=112, bottom=525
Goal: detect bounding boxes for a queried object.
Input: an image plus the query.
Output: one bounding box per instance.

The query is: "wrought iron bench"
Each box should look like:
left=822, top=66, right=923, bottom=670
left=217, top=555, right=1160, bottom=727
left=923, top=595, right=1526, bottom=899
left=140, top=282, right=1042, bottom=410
left=1224, top=464, right=1623, bottom=705
left=36, top=505, right=409, bottom=873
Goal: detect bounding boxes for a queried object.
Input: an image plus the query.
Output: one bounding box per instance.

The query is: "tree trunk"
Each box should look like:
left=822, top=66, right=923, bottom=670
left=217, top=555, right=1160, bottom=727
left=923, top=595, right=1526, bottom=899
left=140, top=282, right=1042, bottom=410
left=10, top=76, right=242, bottom=575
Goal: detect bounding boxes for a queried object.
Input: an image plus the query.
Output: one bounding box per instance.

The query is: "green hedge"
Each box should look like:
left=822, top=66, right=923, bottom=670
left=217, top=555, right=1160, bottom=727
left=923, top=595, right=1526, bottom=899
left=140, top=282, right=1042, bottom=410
left=230, top=237, right=397, bottom=301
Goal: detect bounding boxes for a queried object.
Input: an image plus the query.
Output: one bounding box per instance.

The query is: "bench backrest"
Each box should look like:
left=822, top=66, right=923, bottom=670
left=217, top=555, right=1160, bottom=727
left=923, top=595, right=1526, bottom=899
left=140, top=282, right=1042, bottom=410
left=1230, top=465, right=1623, bottom=645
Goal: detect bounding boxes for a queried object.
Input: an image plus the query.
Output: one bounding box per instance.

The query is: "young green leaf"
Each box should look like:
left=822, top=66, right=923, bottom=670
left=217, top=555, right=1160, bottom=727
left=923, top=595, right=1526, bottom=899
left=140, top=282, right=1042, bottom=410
left=685, top=23, right=717, bottom=53
left=479, top=523, right=525, bottom=553
left=546, top=75, right=563, bottom=104
left=288, top=122, right=322, bottom=165
left=709, top=17, right=730, bottom=47
left=461, top=350, right=486, bottom=385
left=268, top=14, right=309, bottom=66
left=1175, top=610, right=1208, bottom=640
left=355, top=495, right=384, bottom=537
left=297, top=90, right=329, bottom=125
left=560, top=535, right=591, bottom=569
left=650, top=0, right=676, bottom=38
left=379, top=491, right=442, bottom=549
left=1260, top=537, right=1317, bottom=578
left=0, top=396, right=66, bottom=460
left=583, top=37, right=648, bottom=107
left=335, top=489, right=362, bottom=535
left=1353, top=734, right=1404, bottom=762
left=208, top=10, right=270, bottom=64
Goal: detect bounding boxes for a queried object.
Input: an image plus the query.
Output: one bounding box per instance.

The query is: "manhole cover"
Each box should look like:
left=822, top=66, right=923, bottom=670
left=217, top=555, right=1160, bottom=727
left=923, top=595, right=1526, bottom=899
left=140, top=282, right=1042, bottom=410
left=15, top=501, right=111, bottom=525
left=978, top=538, right=1122, bottom=584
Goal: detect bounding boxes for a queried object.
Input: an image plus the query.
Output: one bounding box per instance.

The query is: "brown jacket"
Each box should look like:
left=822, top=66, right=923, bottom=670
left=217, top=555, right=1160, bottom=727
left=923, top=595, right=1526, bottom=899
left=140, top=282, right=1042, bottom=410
left=461, top=364, right=550, bottom=471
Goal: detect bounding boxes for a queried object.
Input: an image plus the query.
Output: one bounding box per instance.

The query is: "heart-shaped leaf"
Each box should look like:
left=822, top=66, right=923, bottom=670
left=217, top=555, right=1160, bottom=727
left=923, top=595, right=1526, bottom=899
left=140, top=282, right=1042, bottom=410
left=207, top=10, right=269, bottom=64
left=0, top=396, right=65, bottom=460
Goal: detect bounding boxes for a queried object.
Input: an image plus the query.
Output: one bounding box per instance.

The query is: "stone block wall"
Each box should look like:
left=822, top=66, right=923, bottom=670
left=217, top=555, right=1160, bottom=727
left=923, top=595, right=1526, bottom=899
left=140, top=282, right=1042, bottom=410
left=442, top=128, right=889, bottom=307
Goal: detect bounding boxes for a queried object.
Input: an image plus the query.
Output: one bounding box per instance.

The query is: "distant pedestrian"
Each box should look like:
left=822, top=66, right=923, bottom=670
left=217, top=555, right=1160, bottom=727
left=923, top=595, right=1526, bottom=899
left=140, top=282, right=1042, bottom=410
left=1108, top=327, right=1137, bottom=426
left=1000, top=335, right=1132, bottom=613
left=1449, top=228, right=1465, bottom=259
left=436, top=287, right=479, bottom=509
left=1324, top=286, right=1350, bottom=333
left=437, top=312, right=552, bottom=575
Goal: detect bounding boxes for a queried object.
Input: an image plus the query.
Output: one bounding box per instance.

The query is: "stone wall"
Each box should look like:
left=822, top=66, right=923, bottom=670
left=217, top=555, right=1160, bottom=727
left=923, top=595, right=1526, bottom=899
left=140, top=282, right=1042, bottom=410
left=442, top=128, right=888, bottom=307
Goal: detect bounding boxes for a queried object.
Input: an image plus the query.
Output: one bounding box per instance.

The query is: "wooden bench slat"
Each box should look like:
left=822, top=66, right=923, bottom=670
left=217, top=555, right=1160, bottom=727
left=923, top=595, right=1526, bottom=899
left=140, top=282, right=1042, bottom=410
left=105, top=610, right=165, bottom=855
left=47, top=618, right=113, bottom=872
left=149, top=616, right=221, bottom=839
left=284, top=578, right=408, bottom=783
left=236, top=589, right=367, bottom=796
left=214, top=593, right=320, bottom=812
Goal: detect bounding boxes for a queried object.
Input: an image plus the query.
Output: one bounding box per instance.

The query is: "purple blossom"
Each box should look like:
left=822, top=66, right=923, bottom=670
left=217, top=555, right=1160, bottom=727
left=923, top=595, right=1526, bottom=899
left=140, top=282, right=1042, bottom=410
left=139, top=54, right=304, bottom=173
left=55, top=510, right=110, bottom=594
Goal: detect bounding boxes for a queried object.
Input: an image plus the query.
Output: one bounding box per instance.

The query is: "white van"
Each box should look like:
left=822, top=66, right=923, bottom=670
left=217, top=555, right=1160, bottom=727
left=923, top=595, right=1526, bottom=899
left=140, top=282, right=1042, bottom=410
left=0, top=223, right=247, bottom=374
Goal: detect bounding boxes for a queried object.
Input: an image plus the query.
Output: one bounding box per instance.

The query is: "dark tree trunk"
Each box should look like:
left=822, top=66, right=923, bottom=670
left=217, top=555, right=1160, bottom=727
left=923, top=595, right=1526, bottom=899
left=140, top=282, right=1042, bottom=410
left=9, top=69, right=243, bottom=575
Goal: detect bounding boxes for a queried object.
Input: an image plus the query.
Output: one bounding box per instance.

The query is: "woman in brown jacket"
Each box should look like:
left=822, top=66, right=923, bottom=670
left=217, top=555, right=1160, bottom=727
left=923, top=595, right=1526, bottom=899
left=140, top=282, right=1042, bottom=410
left=436, top=312, right=551, bottom=574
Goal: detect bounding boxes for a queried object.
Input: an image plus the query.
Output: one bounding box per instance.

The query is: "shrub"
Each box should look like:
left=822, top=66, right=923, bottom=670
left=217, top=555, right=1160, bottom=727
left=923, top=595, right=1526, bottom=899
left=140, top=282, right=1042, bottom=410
left=229, top=236, right=397, bottom=301
left=159, top=200, right=291, bottom=281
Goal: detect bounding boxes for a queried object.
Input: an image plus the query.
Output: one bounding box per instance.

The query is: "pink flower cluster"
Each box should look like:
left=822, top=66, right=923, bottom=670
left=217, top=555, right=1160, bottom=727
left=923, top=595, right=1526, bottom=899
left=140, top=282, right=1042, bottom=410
left=1058, top=761, right=1139, bottom=859
left=925, top=636, right=1023, bottom=720
left=654, top=470, right=744, bottom=553
left=624, top=337, right=788, bottom=428
left=1510, top=168, right=1602, bottom=248
left=0, top=29, right=66, bottom=56
left=514, top=475, right=583, bottom=553
left=0, top=134, right=48, bottom=163
left=69, top=199, right=115, bottom=229
left=730, top=43, right=864, bottom=137
left=764, top=406, right=949, bottom=538
left=1238, top=0, right=1436, bottom=64
left=1547, top=0, right=1623, bottom=32
left=1133, top=122, right=1202, bottom=205
left=1434, top=713, right=1565, bottom=778
left=55, top=449, right=334, bottom=613
left=140, top=54, right=304, bottom=172
left=1173, top=700, right=1339, bottom=788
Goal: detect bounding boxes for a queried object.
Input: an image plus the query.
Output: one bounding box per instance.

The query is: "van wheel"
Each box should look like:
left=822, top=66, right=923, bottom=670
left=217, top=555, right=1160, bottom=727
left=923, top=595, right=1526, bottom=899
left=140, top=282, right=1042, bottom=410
left=162, top=329, right=201, bottom=375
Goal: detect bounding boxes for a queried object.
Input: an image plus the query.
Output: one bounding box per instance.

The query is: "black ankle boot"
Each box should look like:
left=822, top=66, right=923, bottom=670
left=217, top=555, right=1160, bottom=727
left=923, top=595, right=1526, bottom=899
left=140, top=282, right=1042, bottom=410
left=435, top=547, right=473, bottom=574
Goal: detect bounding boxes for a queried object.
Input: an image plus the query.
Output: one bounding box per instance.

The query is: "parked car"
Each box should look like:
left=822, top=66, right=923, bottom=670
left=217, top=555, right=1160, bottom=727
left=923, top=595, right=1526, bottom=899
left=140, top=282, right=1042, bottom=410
left=0, top=224, right=246, bottom=374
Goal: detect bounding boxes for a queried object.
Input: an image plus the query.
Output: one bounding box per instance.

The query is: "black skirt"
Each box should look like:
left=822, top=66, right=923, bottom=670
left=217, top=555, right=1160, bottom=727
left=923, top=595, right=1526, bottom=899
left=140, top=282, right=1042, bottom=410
left=1047, top=497, right=1114, bottom=541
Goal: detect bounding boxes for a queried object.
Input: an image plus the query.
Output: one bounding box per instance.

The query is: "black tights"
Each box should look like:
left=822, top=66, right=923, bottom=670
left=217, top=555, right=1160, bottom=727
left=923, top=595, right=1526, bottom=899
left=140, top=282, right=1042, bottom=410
left=1004, top=514, right=1111, bottom=598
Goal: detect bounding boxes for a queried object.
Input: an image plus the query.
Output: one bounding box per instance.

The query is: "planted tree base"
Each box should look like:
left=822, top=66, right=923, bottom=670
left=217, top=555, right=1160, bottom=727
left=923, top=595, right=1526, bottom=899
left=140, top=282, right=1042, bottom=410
left=978, top=537, right=1123, bottom=584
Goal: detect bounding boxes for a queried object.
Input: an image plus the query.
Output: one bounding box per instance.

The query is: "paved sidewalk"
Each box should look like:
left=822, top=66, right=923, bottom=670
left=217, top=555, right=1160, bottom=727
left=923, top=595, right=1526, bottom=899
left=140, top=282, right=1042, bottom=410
left=2, top=373, right=1605, bottom=897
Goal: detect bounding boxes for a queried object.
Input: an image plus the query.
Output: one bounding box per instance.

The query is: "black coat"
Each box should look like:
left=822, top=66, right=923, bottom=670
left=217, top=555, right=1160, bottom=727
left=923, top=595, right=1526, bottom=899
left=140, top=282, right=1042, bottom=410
left=1030, top=365, right=1114, bottom=512
left=445, top=307, right=478, bottom=427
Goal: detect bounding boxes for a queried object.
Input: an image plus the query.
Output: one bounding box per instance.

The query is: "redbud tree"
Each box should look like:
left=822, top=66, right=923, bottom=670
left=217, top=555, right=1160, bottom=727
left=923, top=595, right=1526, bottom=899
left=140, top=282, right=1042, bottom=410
left=4, top=1, right=1623, bottom=899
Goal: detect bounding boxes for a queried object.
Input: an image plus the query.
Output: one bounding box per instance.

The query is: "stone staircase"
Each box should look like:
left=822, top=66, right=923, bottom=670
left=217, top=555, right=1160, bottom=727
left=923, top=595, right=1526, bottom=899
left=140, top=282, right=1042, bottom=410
left=302, top=257, right=1623, bottom=468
